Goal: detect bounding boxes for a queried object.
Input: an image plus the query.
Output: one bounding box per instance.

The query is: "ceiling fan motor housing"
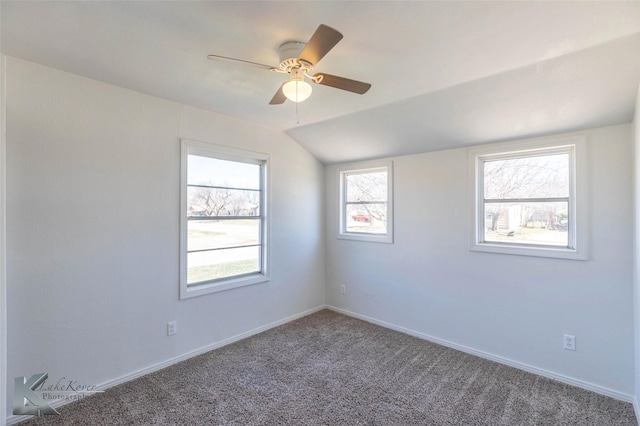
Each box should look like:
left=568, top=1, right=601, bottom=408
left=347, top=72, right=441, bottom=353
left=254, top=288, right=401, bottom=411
left=278, top=41, right=310, bottom=71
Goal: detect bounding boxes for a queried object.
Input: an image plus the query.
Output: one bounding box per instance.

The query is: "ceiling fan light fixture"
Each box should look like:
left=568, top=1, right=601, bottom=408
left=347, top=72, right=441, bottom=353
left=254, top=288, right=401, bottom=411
left=282, top=78, right=312, bottom=103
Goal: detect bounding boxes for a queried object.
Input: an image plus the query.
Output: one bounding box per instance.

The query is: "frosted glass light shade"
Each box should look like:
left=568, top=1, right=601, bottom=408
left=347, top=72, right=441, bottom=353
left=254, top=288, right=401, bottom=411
left=282, top=79, right=312, bottom=102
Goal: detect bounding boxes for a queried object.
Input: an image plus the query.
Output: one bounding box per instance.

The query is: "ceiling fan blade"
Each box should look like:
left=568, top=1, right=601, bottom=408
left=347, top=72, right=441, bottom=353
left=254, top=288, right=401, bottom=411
left=269, top=84, right=287, bottom=105
left=207, top=54, right=276, bottom=70
left=314, top=73, right=371, bottom=95
left=298, top=24, right=343, bottom=67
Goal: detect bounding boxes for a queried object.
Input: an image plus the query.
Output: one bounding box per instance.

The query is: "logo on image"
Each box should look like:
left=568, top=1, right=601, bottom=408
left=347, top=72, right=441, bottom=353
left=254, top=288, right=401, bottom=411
left=14, top=372, right=102, bottom=417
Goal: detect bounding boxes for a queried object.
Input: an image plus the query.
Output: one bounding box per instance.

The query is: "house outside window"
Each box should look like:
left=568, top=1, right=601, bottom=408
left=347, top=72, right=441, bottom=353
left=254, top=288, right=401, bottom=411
left=180, top=140, right=269, bottom=299
left=338, top=160, right=393, bottom=243
left=469, top=136, right=587, bottom=260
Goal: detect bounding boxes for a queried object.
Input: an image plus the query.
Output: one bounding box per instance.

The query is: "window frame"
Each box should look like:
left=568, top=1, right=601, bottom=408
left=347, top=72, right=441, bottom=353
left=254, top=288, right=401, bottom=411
left=337, top=160, right=394, bottom=244
left=180, top=139, right=269, bottom=299
left=468, top=136, right=588, bottom=260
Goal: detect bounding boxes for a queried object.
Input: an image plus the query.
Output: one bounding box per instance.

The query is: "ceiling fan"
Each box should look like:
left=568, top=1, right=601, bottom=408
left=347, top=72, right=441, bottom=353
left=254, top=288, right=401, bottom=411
left=207, top=24, right=371, bottom=104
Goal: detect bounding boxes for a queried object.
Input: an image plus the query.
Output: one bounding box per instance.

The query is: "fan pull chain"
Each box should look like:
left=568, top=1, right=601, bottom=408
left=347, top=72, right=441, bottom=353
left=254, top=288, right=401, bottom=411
left=296, top=98, right=300, bottom=124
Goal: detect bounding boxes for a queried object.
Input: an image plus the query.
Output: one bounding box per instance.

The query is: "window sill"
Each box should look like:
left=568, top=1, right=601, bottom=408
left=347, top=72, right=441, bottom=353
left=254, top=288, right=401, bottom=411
left=338, top=232, right=393, bottom=244
left=470, top=242, right=587, bottom=260
left=180, top=273, right=269, bottom=299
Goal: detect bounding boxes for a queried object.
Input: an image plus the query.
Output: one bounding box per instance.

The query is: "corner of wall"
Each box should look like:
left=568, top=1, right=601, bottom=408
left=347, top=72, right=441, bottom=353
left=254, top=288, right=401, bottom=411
left=633, top=79, right=640, bottom=419
left=632, top=79, right=640, bottom=424
left=1, top=53, right=8, bottom=425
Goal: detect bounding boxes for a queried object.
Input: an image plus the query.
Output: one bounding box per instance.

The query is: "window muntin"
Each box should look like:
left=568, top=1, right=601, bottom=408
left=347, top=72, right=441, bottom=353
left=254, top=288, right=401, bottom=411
left=338, top=161, right=393, bottom=243
left=470, top=137, right=586, bottom=260
left=180, top=140, right=268, bottom=298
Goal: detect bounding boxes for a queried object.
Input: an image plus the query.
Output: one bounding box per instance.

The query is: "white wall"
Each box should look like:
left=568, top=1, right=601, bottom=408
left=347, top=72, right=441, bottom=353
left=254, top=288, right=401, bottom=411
left=326, top=124, right=634, bottom=399
left=4, top=57, right=325, bottom=419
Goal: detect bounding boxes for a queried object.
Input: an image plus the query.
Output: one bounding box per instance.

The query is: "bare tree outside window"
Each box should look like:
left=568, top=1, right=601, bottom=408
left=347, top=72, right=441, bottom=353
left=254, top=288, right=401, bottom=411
left=188, top=185, right=259, bottom=217
left=483, top=152, right=570, bottom=246
left=338, top=161, right=393, bottom=244
left=470, top=138, right=585, bottom=260
left=344, top=170, right=388, bottom=234
left=180, top=140, right=270, bottom=299
left=185, top=155, right=263, bottom=285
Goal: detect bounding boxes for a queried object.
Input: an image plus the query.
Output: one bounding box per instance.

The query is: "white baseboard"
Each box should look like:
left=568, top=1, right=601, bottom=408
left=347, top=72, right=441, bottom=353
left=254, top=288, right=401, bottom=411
left=326, top=305, right=635, bottom=404
left=8, top=304, right=634, bottom=424
left=6, top=305, right=327, bottom=425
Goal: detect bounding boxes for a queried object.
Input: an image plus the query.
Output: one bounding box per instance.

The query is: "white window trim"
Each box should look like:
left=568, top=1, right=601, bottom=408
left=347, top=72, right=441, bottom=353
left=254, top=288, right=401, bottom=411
left=180, top=139, right=270, bottom=300
left=468, top=135, right=588, bottom=260
left=337, top=159, right=394, bottom=244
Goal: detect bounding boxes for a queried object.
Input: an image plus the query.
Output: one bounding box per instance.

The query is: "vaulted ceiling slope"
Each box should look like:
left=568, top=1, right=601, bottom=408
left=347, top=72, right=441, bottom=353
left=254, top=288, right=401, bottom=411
left=2, top=1, right=639, bottom=163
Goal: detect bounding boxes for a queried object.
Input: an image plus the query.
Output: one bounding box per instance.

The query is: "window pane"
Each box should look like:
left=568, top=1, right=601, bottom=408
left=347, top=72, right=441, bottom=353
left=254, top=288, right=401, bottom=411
left=188, top=219, right=260, bottom=251
left=346, top=171, right=387, bottom=202
left=187, top=187, right=260, bottom=217
left=484, top=201, right=568, bottom=246
left=187, top=155, right=260, bottom=189
left=345, top=203, right=387, bottom=234
left=484, top=154, right=569, bottom=199
left=187, top=246, right=260, bottom=284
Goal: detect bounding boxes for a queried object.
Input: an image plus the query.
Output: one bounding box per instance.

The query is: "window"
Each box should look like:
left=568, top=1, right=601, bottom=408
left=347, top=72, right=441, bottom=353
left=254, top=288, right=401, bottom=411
left=180, top=140, right=268, bottom=299
left=469, top=136, right=587, bottom=260
left=338, top=160, right=393, bottom=243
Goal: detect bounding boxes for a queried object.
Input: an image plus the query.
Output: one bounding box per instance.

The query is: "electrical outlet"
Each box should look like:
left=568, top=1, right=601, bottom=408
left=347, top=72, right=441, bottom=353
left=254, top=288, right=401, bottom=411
left=167, top=321, right=177, bottom=336
left=563, top=334, right=576, bottom=351
left=340, top=285, right=346, bottom=294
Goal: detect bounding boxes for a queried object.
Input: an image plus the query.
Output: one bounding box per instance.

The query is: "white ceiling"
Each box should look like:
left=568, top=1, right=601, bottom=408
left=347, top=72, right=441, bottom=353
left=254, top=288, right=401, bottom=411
left=2, top=1, right=639, bottom=163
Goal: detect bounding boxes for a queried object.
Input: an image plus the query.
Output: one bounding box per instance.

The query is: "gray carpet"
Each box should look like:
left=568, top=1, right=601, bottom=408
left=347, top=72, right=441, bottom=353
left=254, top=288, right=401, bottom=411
left=20, top=309, right=637, bottom=425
